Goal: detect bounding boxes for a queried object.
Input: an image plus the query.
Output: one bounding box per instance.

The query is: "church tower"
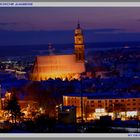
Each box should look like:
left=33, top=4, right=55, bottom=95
left=74, top=22, right=85, bottom=62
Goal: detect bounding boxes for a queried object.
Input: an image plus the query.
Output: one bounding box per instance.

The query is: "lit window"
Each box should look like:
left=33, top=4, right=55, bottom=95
left=126, top=111, right=137, bottom=117
left=98, top=100, right=101, bottom=103
left=95, top=108, right=105, bottom=113
left=66, top=109, right=70, bottom=112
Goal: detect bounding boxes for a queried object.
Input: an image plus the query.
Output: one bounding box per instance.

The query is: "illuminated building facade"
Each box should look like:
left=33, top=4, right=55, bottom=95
left=74, top=22, right=85, bottom=62
left=30, top=23, right=85, bottom=81
left=63, top=93, right=140, bottom=121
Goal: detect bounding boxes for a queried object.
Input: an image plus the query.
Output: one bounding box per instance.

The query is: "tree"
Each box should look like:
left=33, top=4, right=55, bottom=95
left=24, top=81, right=62, bottom=118
left=4, top=93, right=21, bottom=123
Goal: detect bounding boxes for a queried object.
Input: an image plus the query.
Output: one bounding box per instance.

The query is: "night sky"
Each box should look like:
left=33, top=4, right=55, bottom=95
left=0, top=7, right=140, bottom=46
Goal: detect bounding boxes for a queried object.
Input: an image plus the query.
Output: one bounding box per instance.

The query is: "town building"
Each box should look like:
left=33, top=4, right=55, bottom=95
left=30, top=23, right=85, bottom=81
left=63, top=92, right=140, bottom=121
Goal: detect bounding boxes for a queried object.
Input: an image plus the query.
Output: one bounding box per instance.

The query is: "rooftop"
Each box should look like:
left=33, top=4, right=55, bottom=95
left=63, top=92, right=140, bottom=100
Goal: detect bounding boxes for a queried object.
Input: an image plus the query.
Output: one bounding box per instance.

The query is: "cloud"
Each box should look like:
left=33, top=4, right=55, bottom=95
left=0, top=22, right=36, bottom=31
left=0, top=22, right=20, bottom=31
left=92, top=28, right=123, bottom=33
left=0, top=22, right=18, bottom=26
left=136, top=19, right=140, bottom=22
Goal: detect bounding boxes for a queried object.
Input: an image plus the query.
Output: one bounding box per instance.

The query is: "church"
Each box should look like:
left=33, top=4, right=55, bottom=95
left=30, top=23, right=85, bottom=81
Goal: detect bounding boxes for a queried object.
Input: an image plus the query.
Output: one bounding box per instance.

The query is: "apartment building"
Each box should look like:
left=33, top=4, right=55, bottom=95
left=63, top=92, right=140, bottom=121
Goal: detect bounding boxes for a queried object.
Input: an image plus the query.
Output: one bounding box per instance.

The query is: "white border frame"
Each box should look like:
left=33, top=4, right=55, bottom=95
left=0, top=2, right=140, bottom=138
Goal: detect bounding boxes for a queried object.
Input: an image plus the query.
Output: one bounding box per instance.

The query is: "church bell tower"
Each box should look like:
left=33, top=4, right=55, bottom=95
left=74, top=22, right=85, bottom=62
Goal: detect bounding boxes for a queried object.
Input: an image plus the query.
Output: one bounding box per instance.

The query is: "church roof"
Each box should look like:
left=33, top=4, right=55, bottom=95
left=31, top=54, right=85, bottom=80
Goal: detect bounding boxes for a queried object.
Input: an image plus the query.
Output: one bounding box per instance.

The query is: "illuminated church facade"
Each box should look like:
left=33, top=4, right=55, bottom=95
left=30, top=23, right=85, bottom=81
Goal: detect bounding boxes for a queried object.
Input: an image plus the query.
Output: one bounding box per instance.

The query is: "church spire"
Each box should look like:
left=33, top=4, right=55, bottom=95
left=77, top=20, right=81, bottom=29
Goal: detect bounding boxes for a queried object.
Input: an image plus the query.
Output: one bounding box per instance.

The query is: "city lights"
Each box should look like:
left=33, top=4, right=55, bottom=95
left=0, top=7, right=140, bottom=133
